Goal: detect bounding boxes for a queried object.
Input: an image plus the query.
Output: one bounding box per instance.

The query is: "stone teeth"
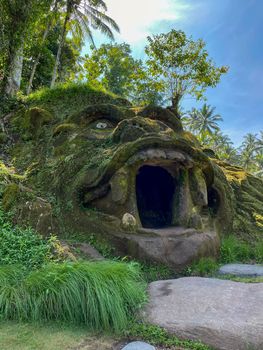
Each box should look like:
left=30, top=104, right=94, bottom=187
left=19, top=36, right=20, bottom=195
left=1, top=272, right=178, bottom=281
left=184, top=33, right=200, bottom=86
left=145, top=149, right=167, bottom=159
left=127, top=148, right=187, bottom=165
left=165, top=150, right=185, bottom=161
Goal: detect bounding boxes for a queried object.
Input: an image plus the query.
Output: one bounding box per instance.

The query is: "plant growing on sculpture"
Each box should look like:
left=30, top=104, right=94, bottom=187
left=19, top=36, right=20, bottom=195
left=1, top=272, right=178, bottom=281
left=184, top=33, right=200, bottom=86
left=145, top=30, right=228, bottom=114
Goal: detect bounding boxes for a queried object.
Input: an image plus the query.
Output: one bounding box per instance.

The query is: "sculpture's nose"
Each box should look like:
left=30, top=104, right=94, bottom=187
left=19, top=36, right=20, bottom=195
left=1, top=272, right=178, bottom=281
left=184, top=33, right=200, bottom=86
left=112, top=117, right=164, bottom=143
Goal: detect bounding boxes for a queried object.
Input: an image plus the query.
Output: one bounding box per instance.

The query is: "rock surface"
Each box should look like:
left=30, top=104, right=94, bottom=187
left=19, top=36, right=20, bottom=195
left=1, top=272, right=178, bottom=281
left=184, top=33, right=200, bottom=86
left=144, top=277, right=263, bottom=350
left=115, top=227, right=219, bottom=271
left=218, top=263, right=263, bottom=277
left=121, top=341, right=155, bottom=350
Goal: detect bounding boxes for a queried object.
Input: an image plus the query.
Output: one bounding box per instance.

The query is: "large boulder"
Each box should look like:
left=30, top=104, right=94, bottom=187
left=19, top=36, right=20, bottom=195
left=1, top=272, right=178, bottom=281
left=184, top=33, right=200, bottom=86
left=144, top=277, right=263, bottom=350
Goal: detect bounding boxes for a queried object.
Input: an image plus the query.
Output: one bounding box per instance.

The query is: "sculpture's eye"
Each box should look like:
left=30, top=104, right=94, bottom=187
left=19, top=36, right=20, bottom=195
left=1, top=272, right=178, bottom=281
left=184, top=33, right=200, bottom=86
left=89, top=119, right=114, bottom=130
left=96, top=122, right=109, bottom=129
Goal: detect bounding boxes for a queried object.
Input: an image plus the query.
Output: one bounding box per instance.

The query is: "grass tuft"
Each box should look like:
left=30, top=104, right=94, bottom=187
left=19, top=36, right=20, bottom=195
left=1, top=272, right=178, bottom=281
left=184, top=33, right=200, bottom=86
left=127, top=323, right=212, bottom=350
left=188, top=257, right=219, bottom=277
left=0, top=261, right=146, bottom=332
left=220, top=235, right=263, bottom=264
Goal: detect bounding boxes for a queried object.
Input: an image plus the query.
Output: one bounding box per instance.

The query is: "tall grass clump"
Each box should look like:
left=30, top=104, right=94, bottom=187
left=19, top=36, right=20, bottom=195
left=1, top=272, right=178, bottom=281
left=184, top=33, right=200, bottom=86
left=189, top=257, right=219, bottom=277
left=220, top=235, right=263, bottom=263
left=0, top=261, right=146, bottom=332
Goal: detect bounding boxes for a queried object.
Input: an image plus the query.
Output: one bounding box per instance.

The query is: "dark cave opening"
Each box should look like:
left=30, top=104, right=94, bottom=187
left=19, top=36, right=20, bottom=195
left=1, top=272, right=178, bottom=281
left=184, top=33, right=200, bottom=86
left=136, top=165, right=175, bottom=228
left=207, top=187, right=220, bottom=215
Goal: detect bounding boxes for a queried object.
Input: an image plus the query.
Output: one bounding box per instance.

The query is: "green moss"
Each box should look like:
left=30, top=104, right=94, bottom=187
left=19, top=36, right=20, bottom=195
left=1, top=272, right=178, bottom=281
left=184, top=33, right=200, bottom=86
left=69, top=103, right=134, bottom=126
left=26, top=82, right=131, bottom=121
left=216, top=161, right=263, bottom=238
left=0, top=161, right=25, bottom=196
left=2, top=183, right=20, bottom=211
left=137, top=105, right=183, bottom=132
left=210, top=162, right=235, bottom=234
left=25, top=107, right=53, bottom=137
left=0, top=132, right=8, bottom=144
left=53, top=123, right=76, bottom=136
left=12, top=107, right=53, bottom=140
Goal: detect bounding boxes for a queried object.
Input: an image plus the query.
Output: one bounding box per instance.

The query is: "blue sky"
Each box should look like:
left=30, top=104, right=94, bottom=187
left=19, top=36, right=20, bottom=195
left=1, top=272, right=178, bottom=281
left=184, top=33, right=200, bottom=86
left=83, top=0, right=263, bottom=145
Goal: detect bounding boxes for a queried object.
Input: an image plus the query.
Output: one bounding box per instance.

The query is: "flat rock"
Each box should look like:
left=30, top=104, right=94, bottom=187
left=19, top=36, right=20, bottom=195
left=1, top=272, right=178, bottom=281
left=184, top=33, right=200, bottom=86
left=218, top=263, right=263, bottom=277
left=121, top=341, right=155, bottom=350
left=114, top=228, right=220, bottom=271
left=144, top=277, right=263, bottom=350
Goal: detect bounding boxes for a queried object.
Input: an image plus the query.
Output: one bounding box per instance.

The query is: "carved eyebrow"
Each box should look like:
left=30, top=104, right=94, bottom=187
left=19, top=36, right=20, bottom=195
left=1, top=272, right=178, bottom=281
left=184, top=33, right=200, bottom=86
left=69, top=104, right=135, bottom=126
left=137, top=106, right=183, bottom=132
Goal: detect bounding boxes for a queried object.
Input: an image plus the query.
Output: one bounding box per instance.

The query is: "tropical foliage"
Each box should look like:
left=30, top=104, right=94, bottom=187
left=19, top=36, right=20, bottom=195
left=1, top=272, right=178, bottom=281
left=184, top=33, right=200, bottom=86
left=83, top=42, right=164, bottom=105
left=145, top=30, right=228, bottom=113
left=0, top=0, right=119, bottom=96
left=183, top=104, right=263, bottom=176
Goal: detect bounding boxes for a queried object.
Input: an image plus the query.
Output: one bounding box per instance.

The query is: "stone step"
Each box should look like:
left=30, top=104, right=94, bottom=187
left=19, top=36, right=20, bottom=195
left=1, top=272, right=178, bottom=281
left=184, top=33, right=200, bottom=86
left=218, top=263, right=263, bottom=277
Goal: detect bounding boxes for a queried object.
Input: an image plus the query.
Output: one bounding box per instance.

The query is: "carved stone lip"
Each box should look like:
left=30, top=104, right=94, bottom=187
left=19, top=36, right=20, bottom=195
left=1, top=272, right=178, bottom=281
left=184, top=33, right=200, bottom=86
left=81, top=146, right=186, bottom=205
left=126, top=148, right=193, bottom=168
left=76, top=135, right=213, bottom=192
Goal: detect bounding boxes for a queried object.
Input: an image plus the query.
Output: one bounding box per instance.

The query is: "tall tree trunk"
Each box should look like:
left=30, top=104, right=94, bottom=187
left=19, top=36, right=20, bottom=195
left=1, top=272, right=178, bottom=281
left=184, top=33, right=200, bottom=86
left=50, top=11, right=70, bottom=88
left=5, top=42, right=24, bottom=97
left=26, top=27, right=50, bottom=95
left=26, top=0, right=59, bottom=95
left=171, top=92, right=182, bottom=118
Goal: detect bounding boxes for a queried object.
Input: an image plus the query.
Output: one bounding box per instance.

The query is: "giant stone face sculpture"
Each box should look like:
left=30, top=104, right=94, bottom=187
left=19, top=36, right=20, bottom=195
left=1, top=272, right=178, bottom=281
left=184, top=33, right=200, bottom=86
left=6, top=90, right=263, bottom=271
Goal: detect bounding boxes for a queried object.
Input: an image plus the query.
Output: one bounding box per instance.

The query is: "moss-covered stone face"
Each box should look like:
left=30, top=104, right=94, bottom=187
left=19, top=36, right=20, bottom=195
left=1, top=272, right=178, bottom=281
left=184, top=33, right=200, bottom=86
left=6, top=88, right=262, bottom=270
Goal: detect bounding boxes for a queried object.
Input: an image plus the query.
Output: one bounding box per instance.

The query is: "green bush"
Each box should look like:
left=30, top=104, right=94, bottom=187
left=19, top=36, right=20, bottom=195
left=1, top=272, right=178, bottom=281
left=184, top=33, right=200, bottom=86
left=0, top=261, right=146, bottom=332
left=254, top=239, right=263, bottom=263
left=190, top=257, right=219, bottom=277
left=220, top=235, right=253, bottom=263
left=0, top=209, right=52, bottom=269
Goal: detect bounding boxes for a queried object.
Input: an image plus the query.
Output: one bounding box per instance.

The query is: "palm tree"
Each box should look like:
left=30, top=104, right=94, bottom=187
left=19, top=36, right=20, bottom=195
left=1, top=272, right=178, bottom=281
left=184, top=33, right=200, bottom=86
left=50, top=0, right=119, bottom=87
left=183, top=104, right=223, bottom=136
left=239, top=133, right=258, bottom=170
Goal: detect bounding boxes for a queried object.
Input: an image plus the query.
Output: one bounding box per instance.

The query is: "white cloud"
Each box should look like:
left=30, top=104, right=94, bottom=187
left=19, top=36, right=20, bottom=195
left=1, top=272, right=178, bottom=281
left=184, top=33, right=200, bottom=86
left=105, top=0, right=192, bottom=43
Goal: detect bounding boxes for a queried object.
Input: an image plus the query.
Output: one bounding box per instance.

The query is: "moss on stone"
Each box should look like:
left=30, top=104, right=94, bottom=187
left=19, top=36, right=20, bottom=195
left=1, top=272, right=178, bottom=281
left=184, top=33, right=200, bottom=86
left=137, top=105, right=183, bottom=132
left=26, top=83, right=131, bottom=121
left=12, top=107, right=53, bottom=140
left=53, top=123, right=76, bottom=137
left=1, top=84, right=261, bottom=258
left=70, top=103, right=135, bottom=126
left=0, top=132, right=8, bottom=144
left=214, top=160, right=263, bottom=239
left=2, top=183, right=20, bottom=211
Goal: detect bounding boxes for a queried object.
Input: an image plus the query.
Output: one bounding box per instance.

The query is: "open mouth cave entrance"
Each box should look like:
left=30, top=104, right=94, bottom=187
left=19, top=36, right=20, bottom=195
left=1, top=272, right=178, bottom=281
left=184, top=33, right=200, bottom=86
left=136, top=165, right=175, bottom=228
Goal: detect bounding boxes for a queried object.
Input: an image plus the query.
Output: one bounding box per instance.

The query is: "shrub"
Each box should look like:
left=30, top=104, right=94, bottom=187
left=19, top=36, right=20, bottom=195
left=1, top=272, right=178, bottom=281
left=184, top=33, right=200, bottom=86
left=220, top=235, right=253, bottom=263
left=0, top=261, right=146, bottom=332
left=0, top=208, right=53, bottom=269
left=190, top=257, right=219, bottom=277
left=254, top=239, right=263, bottom=263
